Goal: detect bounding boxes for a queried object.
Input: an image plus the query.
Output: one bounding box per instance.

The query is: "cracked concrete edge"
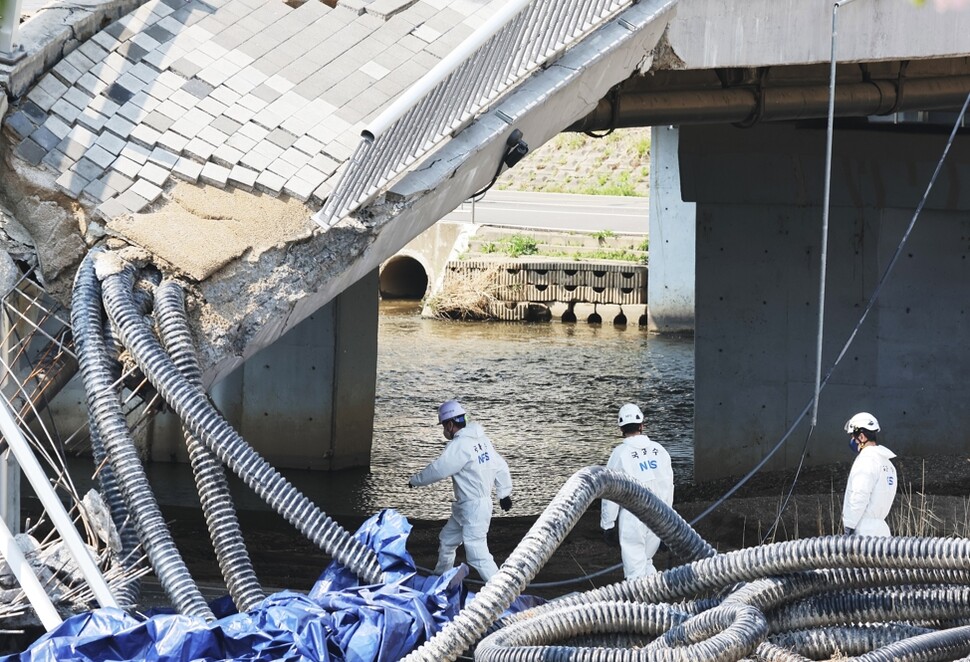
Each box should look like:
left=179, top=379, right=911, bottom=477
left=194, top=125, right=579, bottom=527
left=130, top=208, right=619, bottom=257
left=0, top=0, right=148, bottom=99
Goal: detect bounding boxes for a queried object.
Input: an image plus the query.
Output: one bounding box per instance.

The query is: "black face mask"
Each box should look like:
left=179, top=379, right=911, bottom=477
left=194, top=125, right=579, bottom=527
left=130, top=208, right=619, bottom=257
left=848, top=435, right=861, bottom=452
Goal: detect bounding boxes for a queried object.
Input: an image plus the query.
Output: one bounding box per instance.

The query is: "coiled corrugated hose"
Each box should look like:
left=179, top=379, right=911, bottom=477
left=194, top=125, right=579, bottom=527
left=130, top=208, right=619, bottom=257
left=401, top=465, right=716, bottom=661
left=98, top=258, right=383, bottom=585
left=478, top=535, right=970, bottom=662
left=154, top=280, right=266, bottom=612
left=72, top=253, right=213, bottom=620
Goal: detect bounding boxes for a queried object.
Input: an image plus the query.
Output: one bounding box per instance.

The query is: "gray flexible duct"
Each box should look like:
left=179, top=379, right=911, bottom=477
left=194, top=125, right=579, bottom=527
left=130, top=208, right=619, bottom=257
left=97, top=258, right=383, bottom=584
left=154, top=280, right=266, bottom=612
left=72, top=254, right=213, bottom=620
left=764, top=624, right=935, bottom=660
left=73, top=254, right=142, bottom=588
left=483, top=536, right=970, bottom=662
left=403, top=465, right=715, bottom=661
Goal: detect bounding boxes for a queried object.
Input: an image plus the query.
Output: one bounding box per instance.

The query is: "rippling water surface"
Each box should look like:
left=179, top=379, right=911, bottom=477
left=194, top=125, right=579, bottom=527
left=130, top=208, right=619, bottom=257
left=352, top=300, right=695, bottom=520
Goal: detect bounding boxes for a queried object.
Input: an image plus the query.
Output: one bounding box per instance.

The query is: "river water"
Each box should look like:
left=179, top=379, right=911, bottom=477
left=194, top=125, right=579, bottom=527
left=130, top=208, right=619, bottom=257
left=355, top=300, right=695, bottom=520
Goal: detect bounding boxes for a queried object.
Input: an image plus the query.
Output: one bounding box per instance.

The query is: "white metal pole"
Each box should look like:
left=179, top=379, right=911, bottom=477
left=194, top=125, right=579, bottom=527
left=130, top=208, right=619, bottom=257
left=0, top=309, right=19, bottom=533
left=0, top=514, right=61, bottom=630
left=0, top=398, right=118, bottom=608
left=0, top=0, right=25, bottom=55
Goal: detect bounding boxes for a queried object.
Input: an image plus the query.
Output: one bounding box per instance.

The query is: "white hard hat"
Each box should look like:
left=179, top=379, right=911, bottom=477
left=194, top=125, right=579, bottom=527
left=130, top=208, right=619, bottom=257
left=438, top=399, right=466, bottom=424
left=844, top=412, right=880, bottom=434
left=618, top=403, right=644, bottom=427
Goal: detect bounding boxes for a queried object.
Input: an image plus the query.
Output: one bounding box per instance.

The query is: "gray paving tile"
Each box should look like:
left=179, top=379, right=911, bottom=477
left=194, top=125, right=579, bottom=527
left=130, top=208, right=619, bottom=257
left=148, top=146, right=180, bottom=169
left=184, top=137, right=217, bottom=161
left=200, top=161, right=231, bottom=188
left=78, top=40, right=109, bottom=63
left=236, top=93, right=268, bottom=113
left=63, top=49, right=96, bottom=73
left=223, top=103, right=256, bottom=124
left=172, top=156, right=204, bottom=182
left=25, top=86, right=58, bottom=113
left=4, top=112, right=35, bottom=141
left=120, top=141, right=153, bottom=165
left=101, top=169, right=135, bottom=193
left=198, top=125, right=230, bottom=147
left=115, top=189, right=151, bottom=214
left=309, top=152, right=341, bottom=177
left=207, top=115, right=240, bottom=137
left=104, top=114, right=137, bottom=138
left=279, top=146, right=313, bottom=170
left=42, top=115, right=72, bottom=140
left=130, top=178, right=164, bottom=202
left=95, top=130, right=128, bottom=155
left=144, top=23, right=175, bottom=45
left=226, top=133, right=257, bottom=152
left=250, top=83, right=282, bottom=104
left=292, top=134, right=323, bottom=156
left=84, top=144, right=116, bottom=170
left=91, top=30, right=121, bottom=53
left=43, top=149, right=74, bottom=172
left=211, top=143, right=244, bottom=168
left=157, top=130, right=190, bottom=153
left=111, top=155, right=143, bottom=178
left=55, top=170, right=90, bottom=199
left=76, top=72, right=109, bottom=98
left=89, top=95, right=121, bottom=117
left=52, top=60, right=84, bottom=86
left=20, top=99, right=47, bottom=125
left=77, top=107, right=108, bottom=133
left=267, top=157, right=298, bottom=180
left=82, top=176, right=121, bottom=204
left=63, top=86, right=95, bottom=111
left=115, top=73, right=148, bottom=96
left=144, top=110, right=175, bottom=133
left=210, top=85, right=241, bottom=106
left=283, top=172, right=320, bottom=201
left=266, top=127, right=297, bottom=150
left=102, top=20, right=132, bottom=43
left=196, top=96, right=228, bottom=117
left=71, top=157, right=104, bottom=183
left=130, top=123, right=162, bottom=148
left=15, top=139, right=46, bottom=166
left=138, top=161, right=170, bottom=186
left=255, top=169, right=286, bottom=196
left=95, top=197, right=129, bottom=221
left=129, top=33, right=162, bottom=54
left=239, top=148, right=275, bottom=171
left=181, top=77, right=215, bottom=99
left=228, top=164, right=259, bottom=191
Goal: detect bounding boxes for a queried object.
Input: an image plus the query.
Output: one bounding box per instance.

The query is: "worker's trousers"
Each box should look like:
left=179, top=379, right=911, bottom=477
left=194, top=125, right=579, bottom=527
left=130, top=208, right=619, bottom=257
left=619, top=509, right=661, bottom=579
left=434, top=498, right=499, bottom=581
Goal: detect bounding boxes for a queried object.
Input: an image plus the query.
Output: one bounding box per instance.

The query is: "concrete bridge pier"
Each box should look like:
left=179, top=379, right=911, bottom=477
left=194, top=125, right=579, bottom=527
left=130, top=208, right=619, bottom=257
left=148, top=270, right=379, bottom=471
left=647, top=126, right=697, bottom=334
left=682, top=121, right=970, bottom=482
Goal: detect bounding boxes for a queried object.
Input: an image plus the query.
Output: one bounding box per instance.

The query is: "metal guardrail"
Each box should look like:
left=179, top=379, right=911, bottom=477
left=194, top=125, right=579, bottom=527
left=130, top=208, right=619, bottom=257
left=313, top=0, right=637, bottom=227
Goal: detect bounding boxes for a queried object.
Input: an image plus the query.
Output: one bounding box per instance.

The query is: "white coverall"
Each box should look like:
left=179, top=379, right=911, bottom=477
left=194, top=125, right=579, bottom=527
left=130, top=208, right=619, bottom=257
left=409, top=422, right=512, bottom=580
left=842, top=444, right=898, bottom=536
left=600, top=434, right=674, bottom=578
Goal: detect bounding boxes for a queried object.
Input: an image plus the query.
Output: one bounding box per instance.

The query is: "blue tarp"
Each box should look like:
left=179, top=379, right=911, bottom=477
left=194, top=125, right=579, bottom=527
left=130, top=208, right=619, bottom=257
left=2, top=509, right=535, bottom=661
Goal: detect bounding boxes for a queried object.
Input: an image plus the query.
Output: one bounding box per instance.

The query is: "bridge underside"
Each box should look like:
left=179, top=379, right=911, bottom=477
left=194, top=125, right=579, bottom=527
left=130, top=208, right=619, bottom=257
left=682, top=119, right=970, bottom=481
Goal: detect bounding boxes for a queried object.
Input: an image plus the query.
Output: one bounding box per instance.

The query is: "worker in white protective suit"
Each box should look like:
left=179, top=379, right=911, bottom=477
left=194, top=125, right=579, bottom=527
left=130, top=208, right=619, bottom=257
left=842, top=412, right=898, bottom=536
left=408, top=399, right=513, bottom=581
left=600, top=403, right=674, bottom=578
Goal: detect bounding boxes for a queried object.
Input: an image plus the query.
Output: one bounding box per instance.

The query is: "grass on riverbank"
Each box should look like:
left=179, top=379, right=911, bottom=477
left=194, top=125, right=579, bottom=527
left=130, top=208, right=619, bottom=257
left=496, top=128, right=651, bottom=197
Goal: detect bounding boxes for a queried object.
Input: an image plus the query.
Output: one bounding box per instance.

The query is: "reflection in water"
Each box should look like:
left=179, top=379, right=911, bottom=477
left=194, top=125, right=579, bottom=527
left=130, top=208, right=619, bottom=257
left=355, top=300, right=695, bottom=520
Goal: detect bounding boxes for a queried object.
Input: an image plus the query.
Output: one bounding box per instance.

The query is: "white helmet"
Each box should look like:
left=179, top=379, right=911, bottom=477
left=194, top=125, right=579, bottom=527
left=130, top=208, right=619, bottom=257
left=438, top=399, right=466, bottom=424
left=844, top=412, right=880, bottom=434
left=618, top=403, right=644, bottom=427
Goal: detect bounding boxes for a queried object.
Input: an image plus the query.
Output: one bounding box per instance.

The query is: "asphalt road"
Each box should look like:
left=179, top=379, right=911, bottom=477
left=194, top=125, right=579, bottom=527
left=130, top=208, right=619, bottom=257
left=441, top=190, right=648, bottom=234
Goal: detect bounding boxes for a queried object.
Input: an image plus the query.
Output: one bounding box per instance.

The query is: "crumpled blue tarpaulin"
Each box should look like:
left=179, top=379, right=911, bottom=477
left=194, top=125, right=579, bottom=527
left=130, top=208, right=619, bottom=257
left=1, top=509, right=539, bottom=661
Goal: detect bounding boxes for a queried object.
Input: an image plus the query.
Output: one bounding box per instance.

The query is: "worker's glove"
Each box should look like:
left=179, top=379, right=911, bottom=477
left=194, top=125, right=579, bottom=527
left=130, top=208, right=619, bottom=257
left=602, top=527, right=620, bottom=548
left=500, top=496, right=512, bottom=512
left=407, top=480, right=414, bottom=489
left=844, top=527, right=855, bottom=535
